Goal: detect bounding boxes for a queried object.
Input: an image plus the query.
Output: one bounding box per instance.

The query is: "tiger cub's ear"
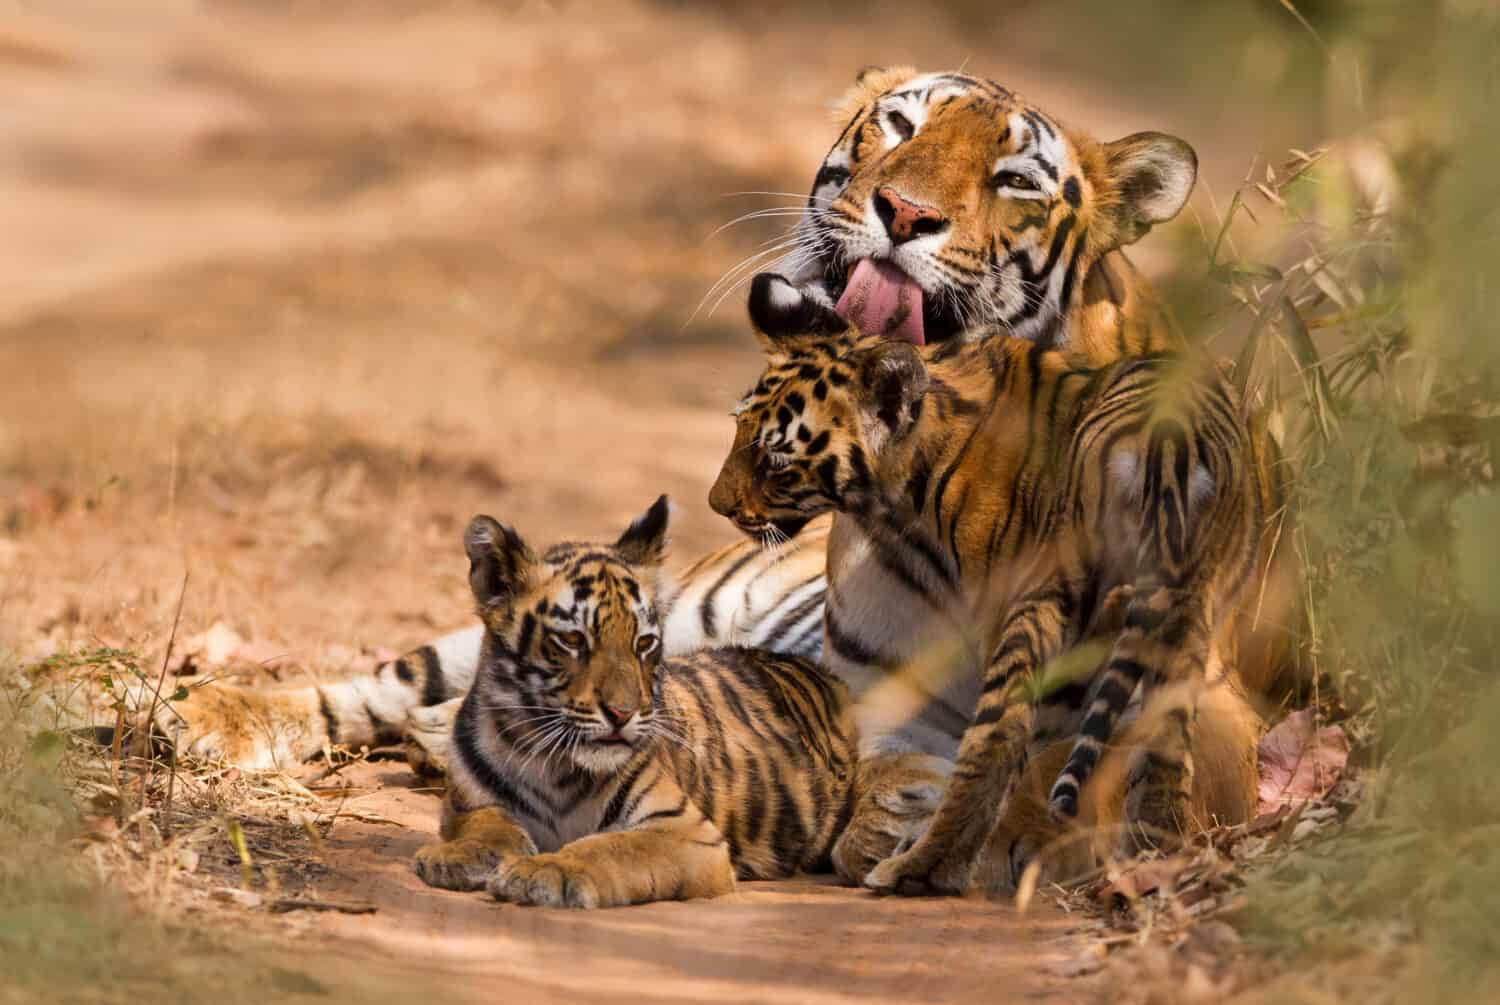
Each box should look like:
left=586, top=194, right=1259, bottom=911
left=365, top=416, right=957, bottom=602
left=856, top=340, right=929, bottom=436
left=464, top=516, right=535, bottom=612
left=748, top=273, right=852, bottom=357
left=1096, top=132, right=1198, bottom=249
left=615, top=494, right=671, bottom=568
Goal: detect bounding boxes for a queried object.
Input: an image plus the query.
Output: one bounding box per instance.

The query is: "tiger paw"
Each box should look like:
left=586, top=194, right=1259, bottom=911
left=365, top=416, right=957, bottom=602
left=488, top=854, right=606, bottom=910
left=1120, top=789, right=1191, bottom=858
left=831, top=784, right=941, bottom=884
left=1121, top=753, right=1194, bottom=857
left=412, top=839, right=507, bottom=891
left=863, top=836, right=974, bottom=897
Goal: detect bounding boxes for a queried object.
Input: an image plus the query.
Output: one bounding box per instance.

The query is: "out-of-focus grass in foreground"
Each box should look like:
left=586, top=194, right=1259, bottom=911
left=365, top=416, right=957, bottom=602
left=0, top=655, right=412, bottom=1005
left=1133, top=1, right=1500, bottom=999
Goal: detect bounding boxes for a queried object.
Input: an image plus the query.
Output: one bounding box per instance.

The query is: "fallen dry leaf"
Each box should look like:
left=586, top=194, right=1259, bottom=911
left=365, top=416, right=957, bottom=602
left=1098, top=854, right=1195, bottom=905
left=1256, top=708, right=1350, bottom=815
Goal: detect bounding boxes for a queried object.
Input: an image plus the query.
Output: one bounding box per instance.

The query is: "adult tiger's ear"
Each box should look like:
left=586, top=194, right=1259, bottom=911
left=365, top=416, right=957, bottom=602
left=834, top=65, right=919, bottom=122
left=857, top=340, right=929, bottom=436
left=748, top=273, right=853, bottom=357
left=615, top=494, right=671, bottom=568
left=464, top=515, right=534, bottom=612
left=1098, top=132, right=1198, bottom=248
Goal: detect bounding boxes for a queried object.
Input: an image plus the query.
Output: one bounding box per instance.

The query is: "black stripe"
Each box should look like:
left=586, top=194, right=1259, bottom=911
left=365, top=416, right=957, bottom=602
left=318, top=689, right=339, bottom=745
left=635, top=798, right=688, bottom=825
left=598, top=754, right=652, bottom=831
left=418, top=645, right=446, bottom=706
left=824, top=609, right=897, bottom=669
left=764, top=579, right=827, bottom=649
left=451, top=694, right=547, bottom=822
left=700, top=548, right=761, bottom=639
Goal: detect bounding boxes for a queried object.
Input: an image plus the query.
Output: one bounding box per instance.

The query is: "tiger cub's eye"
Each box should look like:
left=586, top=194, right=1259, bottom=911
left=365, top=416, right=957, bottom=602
left=550, top=630, right=587, bottom=653
left=635, top=634, right=659, bottom=656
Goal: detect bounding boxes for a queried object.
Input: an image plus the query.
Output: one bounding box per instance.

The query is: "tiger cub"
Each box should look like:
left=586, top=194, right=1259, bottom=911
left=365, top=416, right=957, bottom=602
left=709, top=274, right=1269, bottom=896
left=413, top=495, right=857, bottom=908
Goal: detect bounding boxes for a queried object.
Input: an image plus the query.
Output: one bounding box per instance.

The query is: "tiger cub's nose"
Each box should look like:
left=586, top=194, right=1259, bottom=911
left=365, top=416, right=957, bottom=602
left=601, top=704, right=635, bottom=729
left=874, top=186, right=948, bottom=244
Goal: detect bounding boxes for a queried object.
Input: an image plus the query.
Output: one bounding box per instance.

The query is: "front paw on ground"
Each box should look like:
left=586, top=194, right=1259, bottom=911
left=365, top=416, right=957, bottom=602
left=489, top=856, right=604, bottom=909
left=412, top=840, right=501, bottom=891
left=863, top=844, right=970, bottom=897
left=831, top=815, right=928, bottom=885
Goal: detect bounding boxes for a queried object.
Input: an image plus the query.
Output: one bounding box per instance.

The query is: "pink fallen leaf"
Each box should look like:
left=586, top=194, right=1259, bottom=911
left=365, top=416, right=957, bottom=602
left=1097, top=854, right=1195, bottom=905
left=1256, top=708, right=1349, bottom=815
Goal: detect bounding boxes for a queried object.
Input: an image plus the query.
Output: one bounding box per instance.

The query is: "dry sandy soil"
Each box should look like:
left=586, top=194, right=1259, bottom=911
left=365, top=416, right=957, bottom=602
left=0, top=2, right=1284, bottom=1001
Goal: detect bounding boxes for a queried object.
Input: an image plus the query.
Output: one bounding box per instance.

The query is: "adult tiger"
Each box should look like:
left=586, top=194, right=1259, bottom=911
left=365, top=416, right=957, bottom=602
left=709, top=274, right=1285, bottom=893
left=145, top=68, right=1228, bottom=787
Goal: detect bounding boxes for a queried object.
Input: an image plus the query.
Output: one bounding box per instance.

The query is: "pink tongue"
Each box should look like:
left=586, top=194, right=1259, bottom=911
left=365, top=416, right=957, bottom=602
left=835, top=258, right=925, bottom=346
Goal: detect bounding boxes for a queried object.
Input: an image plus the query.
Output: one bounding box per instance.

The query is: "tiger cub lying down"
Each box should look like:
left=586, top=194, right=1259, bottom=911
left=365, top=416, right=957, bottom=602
left=413, top=496, right=857, bottom=908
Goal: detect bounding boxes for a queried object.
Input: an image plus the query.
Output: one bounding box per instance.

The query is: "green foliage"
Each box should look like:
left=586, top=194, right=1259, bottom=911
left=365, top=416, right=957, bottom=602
left=1156, top=1, right=1500, bottom=995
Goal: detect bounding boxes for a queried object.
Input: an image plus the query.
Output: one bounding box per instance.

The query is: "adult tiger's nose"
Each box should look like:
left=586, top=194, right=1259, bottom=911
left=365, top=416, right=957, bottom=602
left=874, top=186, right=948, bottom=244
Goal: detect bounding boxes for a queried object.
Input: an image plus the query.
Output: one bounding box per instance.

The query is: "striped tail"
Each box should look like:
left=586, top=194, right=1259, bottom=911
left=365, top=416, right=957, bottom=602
left=1047, top=639, right=1151, bottom=818
left=314, top=626, right=482, bottom=750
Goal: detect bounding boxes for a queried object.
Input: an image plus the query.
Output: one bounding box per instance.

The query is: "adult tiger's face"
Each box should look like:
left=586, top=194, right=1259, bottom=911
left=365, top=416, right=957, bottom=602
left=464, top=497, right=671, bottom=773
left=781, top=67, right=1197, bottom=352
left=710, top=275, right=923, bottom=537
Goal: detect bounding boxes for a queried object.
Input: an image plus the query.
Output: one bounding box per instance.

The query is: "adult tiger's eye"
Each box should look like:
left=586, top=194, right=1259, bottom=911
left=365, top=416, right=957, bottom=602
left=993, top=170, right=1039, bottom=192
left=635, top=634, right=658, bottom=655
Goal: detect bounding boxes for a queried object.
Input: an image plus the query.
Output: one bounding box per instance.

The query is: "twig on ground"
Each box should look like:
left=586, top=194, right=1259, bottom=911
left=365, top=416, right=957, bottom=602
left=267, top=897, right=377, bottom=915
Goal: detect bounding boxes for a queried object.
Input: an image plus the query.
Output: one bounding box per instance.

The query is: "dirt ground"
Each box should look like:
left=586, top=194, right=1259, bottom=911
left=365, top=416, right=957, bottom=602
left=0, top=2, right=1291, bottom=1001
left=302, top=761, right=1079, bottom=1004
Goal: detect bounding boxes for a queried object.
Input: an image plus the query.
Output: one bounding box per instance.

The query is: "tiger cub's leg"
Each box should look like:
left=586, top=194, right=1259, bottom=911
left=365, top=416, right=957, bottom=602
left=1049, top=580, right=1214, bottom=851
left=490, top=773, right=733, bottom=910
left=413, top=798, right=539, bottom=891
left=865, top=579, right=1075, bottom=896
left=978, top=678, right=1261, bottom=892
left=1121, top=675, right=1202, bottom=855
left=830, top=752, right=951, bottom=885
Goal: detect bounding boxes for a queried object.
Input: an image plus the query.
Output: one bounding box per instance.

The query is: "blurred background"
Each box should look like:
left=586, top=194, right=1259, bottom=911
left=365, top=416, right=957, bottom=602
left=0, top=0, right=1335, bottom=657
left=2, top=1, right=1497, bottom=1002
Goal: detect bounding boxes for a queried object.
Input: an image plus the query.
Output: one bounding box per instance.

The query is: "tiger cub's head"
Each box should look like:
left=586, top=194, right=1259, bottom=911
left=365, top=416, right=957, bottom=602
left=710, top=274, right=929, bottom=541
left=464, top=496, right=672, bottom=773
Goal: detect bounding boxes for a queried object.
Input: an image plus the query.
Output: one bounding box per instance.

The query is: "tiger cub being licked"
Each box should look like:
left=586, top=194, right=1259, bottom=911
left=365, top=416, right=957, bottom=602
left=413, top=495, right=857, bottom=909
left=711, top=274, right=1273, bottom=896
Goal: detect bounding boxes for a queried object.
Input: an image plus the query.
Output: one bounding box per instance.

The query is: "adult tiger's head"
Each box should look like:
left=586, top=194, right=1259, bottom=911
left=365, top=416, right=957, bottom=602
left=464, top=496, right=672, bottom=773
left=709, top=274, right=931, bottom=538
left=779, top=67, right=1197, bottom=364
